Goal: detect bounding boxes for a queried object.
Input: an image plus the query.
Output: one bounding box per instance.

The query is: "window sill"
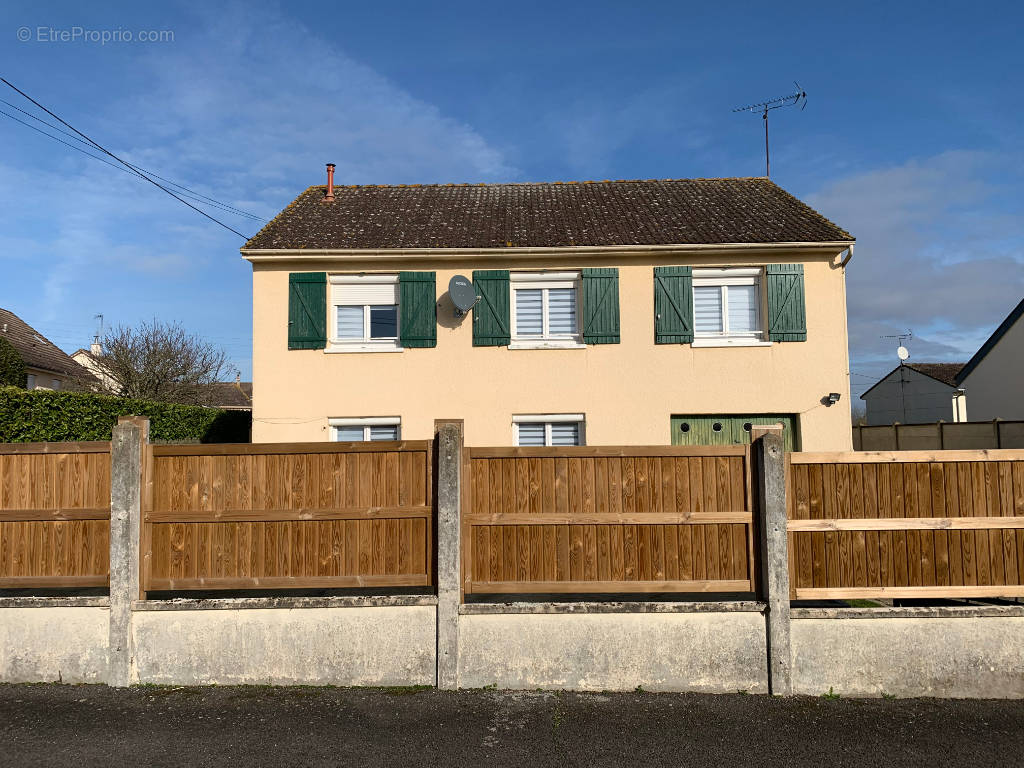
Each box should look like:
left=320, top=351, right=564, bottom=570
left=325, top=344, right=404, bottom=354
left=692, top=338, right=772, bottom=348
left=508, top=340, right=587, bottom=350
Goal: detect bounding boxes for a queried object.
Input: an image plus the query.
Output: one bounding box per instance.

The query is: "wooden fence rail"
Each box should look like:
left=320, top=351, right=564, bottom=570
left=0, top=441, right=111, bottom=588
left=787, top=450, right=1024, bottom=600
left=142, top=441, right=434, bottom=593
left=463, top=446, right=755, bottom=595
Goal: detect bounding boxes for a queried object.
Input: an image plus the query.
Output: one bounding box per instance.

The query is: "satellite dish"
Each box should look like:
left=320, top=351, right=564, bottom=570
left=897, top=346, right=910, bottom=361
left=449, top=275, right=477, bottom=315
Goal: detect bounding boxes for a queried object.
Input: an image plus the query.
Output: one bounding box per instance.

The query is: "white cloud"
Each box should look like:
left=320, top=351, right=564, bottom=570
left=808, top=150, right=1024, bottom=389
left=0, top=2, right=515, bottom=374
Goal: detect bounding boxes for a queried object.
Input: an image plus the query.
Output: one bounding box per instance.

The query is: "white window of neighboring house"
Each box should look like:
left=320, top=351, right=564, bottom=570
left=692, top=267, right=769, bottom=347
left=513, top=414, right=585, bottom=446
left=51, top=379, right=61, bottom=390
left=329, top=417, right=401, bottom=442
left=26, top=374, right=36, bottom=389
left=328, top=274, right=401, bottom=352
left=509, top=272, right=583, bottom=349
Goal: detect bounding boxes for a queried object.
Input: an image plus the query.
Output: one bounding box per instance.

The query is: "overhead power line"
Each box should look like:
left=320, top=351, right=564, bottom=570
left=0, top=77, right=252, bottom=239
left=0, top=97, right=265, bottom=222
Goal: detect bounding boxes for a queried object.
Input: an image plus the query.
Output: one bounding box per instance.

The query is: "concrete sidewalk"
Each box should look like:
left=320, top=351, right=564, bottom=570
left=1, top=684, right=1021, bottom=767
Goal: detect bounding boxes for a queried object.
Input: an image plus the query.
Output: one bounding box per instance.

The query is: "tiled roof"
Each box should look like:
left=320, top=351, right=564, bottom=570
left=0, top=308, right=91, bottom=378
left=905, top=363, right=966, bottom=387
left=208, top=381, right=252, bottom=409
left=243, top=178, right=853, bottom=251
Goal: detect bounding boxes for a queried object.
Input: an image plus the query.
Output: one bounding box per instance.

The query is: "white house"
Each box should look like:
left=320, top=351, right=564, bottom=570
left=955, top=297, right=1024, bottom=421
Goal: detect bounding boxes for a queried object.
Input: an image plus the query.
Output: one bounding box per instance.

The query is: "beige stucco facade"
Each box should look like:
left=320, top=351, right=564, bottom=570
left=247, top=247, right=853, bottom=450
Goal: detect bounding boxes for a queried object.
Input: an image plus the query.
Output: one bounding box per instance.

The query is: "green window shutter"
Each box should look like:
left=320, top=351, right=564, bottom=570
left=288, top=272, right=326, bottom=350
left=399, top=271, right=437, bottom=348
left=766, top=264, right=807, bottom=342
left=581, top=268, right=620, bottom=344
left=653, top=266, right=693, bottom=344
left=472, top=270, right=510, bottom=346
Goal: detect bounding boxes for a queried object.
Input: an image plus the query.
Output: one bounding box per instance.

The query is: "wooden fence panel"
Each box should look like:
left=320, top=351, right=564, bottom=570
left=143, top=441, right=433, bottom=591
left=788, top=450, right=1024, bottom=599
left=0, top=442, right=111, bottom=587
left=463, top=446, right=754, bottom=595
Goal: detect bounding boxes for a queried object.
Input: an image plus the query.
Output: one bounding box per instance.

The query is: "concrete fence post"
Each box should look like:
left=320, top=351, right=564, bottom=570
left=434, top=420, right=463, bottom=690
left=108, top=416, right=148, bottom=687
left=753, top=431, right=792, bottom=696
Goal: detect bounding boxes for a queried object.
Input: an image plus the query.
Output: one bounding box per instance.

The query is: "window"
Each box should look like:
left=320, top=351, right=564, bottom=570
left=51, top=379, right=61, bottom=390
left=513, top=414, right=585, bottom=446
left=692, top=268, right=768, bottom=346
left=328, top=274, right=401, bottom=352
left=26, top=374, right=36, bottom=389
left=510, top=272, right=583, bottom=349
left=329, top=417, right=401, bottom=442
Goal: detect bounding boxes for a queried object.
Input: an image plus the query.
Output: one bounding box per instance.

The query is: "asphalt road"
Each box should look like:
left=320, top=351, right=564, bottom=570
left=1, top=684, right=1022, bottom=767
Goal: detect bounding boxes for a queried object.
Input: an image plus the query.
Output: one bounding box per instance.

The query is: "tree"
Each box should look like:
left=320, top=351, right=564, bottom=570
left=0, top=336, right=26, bottom=388
left=94, top=320, right=237, bottom=406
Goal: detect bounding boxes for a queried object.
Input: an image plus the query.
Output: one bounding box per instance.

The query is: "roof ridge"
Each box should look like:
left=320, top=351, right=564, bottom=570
left=308, top=177, right=772, bottom=190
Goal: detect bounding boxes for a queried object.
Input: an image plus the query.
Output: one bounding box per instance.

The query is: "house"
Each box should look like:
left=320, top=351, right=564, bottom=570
left=0, top=308, right=92, bottom=390
left=70, top=339, right=117, bottom=391
left=241, top=169, right=856, bottom=450
left=954, top=297, right=1024, bottom=420
left=73, top=341, right=253, bottom=412
left=860, top=362, right=967, bottom=426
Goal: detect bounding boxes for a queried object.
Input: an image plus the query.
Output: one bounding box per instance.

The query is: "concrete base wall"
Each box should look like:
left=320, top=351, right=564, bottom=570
left=458, top=611, right=768, bottom=693
left=0, top=607, right=109, bottom=684
left=792, top=616, right=1024, bottom=699
left=133, top=606, right=437, bottom=687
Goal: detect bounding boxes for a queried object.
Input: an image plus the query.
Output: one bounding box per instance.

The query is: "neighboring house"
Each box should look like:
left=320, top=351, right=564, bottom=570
left=860, top=362, right=966, bottom=426
left=0, top=308, right=92, bottom=390
left=71, top=339, right=117, bottom=390
left=73, top=341, right=252, bottom=412
left=954, top=297, right=1024, bottom=421
left=241, top=170, right=856, bottom=450
left=208, top=377, right=253, bottom=412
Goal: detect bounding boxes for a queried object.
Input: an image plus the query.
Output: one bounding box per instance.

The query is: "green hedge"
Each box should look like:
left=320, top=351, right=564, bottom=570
left=0, top=386, right=251, bottom=443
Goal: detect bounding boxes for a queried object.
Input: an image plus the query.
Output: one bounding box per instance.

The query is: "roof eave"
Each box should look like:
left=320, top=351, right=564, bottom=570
left=239, top=240, right=855, bottom=263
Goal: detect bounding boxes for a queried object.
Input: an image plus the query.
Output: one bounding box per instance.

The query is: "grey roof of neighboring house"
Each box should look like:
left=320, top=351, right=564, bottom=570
left=243, top=177, right=854, bottom=251
left=859, top=362, right=966, bottom=400
left=954, top=297, right=1024, bottom=386
left=0, top=308, right=91, bottom=378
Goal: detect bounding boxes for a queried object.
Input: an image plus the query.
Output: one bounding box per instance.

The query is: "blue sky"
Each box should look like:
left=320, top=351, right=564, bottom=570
left=1, top=1, right=1022, bottom=400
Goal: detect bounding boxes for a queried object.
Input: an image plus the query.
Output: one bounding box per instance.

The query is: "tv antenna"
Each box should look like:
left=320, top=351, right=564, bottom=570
left=881, top=330, right=912, bottom=363
left=733, top=82, right=807, bottom=177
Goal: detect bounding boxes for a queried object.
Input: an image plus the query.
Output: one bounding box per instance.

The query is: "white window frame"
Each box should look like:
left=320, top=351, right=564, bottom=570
left=513, top=413, right=586, bottom=446
left=692, top=267, right=771, bottom=348
left=327, top=274, right=403, bottom=353
left=328, top=416, right=401, bottom=442
left=509, top=271, right=585, bottom=350
left=26, top=373, right=36, bottom=389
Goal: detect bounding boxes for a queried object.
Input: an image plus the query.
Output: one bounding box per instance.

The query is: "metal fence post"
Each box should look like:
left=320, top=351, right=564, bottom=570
left=753, top=431, right=792, bottom=696
left=434, top=420, right=463, bottom=689
left=108, top=416, right=147, bottom=687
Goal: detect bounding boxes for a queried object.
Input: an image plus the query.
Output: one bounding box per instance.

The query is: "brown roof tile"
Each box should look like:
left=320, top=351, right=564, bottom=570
left=904, top=363, right=966, bottom=387
left=0, top=308, right=91, bottom=378
left=243, top=178, right=853, bottom=251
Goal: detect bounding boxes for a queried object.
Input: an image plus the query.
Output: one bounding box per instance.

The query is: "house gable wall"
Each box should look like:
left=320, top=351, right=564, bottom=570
left=862, top=366, right=957, bottom=426
left=959, top=313, right=1024, bottom=421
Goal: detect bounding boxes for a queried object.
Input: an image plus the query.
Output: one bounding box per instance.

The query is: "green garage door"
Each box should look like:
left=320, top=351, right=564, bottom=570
left=670, top=414, right=799, bottom=452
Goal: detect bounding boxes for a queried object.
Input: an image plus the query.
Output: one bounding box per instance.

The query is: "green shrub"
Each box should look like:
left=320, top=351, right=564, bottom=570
left=0, top=338, right=26, bottom=388
left=0, top=386, right=250, bottom=443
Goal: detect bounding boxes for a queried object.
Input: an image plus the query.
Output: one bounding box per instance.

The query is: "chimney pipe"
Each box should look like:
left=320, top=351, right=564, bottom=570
left=324, top=163, right=336, bottom=202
